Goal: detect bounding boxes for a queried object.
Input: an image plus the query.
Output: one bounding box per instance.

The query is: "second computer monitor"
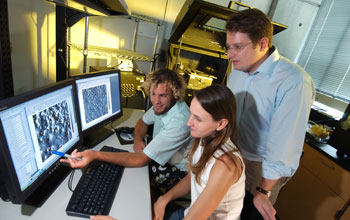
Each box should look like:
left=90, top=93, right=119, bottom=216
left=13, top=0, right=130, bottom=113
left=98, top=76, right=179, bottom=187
left=73, top=70, right=123, bottom=147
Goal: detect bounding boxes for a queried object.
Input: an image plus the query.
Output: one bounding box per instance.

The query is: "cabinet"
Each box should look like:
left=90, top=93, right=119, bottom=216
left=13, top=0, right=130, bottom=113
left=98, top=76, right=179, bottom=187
left=275, top=143, right=350, bottom=220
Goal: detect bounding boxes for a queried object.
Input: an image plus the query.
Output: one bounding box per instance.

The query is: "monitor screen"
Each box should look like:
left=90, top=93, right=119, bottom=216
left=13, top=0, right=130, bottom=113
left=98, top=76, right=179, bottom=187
left=327, top=103, right=350, bottom=157
left=73, top=70, right=122, bottom=147
left=0, top=79, right=81, bottom=206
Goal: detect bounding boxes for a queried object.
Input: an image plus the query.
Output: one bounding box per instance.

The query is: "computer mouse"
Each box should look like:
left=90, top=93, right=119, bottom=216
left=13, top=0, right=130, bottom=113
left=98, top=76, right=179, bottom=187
left=119, top=131, right=134, bottom=141
left=118, top=126, right=133, bottom=134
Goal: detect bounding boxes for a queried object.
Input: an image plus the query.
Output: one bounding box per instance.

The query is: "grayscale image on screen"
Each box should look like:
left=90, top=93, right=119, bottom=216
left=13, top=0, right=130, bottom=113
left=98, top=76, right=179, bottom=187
left=33, top=100, right=73, bottom=162
left=82, top=84, right=108, bottom=123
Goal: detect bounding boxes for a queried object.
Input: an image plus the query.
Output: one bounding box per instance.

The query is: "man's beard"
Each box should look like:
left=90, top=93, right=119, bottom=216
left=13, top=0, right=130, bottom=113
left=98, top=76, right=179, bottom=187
left=154, top=99, right=176, bottom=115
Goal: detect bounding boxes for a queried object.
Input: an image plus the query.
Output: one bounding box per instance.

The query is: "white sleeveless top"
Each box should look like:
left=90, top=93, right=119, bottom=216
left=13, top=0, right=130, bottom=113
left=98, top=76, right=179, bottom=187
left=185, top=139, right=245, bottom=220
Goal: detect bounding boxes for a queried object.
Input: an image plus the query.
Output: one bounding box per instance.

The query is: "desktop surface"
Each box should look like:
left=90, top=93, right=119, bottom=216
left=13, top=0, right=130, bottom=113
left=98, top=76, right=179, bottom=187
left=0, top=108, right=151, bottom=220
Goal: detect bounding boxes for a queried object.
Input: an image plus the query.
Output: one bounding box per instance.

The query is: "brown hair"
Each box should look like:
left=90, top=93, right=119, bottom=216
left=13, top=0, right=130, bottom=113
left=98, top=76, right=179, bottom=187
left=142, top=69, right=187, bottom=101
left=187, top=84, right=242, bottom=185
left=226, top=8, right=273, bottom=48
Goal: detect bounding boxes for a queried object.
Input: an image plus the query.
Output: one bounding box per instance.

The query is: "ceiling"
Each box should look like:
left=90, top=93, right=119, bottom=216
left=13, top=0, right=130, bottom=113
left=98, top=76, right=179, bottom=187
left=45, top=0, right=185, bottom=23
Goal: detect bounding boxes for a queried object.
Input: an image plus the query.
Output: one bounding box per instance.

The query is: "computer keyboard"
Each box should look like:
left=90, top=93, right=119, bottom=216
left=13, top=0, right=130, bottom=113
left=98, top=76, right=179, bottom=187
left=66, top=146, right=128, bottom=218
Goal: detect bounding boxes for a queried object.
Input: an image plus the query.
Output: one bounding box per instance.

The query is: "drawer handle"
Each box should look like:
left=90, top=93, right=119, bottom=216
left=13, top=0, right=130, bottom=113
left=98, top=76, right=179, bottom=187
left=320, top=158, right=335, bottom=170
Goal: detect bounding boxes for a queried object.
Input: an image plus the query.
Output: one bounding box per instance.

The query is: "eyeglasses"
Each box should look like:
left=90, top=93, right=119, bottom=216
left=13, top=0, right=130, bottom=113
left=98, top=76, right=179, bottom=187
left=224, top=42, right=252, bottom=53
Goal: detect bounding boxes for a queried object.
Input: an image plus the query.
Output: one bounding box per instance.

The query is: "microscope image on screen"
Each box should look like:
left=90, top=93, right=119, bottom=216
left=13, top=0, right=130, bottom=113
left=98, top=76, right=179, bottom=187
left=33, top=100, right=73, bottom=162
left=82, top=84, right=109, bottom=123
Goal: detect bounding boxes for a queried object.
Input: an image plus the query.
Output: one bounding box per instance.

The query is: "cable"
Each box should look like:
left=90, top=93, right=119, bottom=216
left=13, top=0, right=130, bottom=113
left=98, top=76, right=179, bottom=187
left=314, top=118, right=336, bottom=123
left=58, top=50, right=69, bottom=71
left=68, top=168, right=76, bottom=192
left=152, top=53, right=161, bottom=71
left=110, top=120, right=118, bottom=131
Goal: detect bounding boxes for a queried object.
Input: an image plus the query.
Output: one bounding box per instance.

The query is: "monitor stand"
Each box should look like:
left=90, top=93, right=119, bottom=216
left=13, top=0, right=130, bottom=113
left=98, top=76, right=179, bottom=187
left=83, top=127, right=115, bottom=149
left=24, top=164, right=72, bottom=207
left=0, top=182, right=10, bottom=202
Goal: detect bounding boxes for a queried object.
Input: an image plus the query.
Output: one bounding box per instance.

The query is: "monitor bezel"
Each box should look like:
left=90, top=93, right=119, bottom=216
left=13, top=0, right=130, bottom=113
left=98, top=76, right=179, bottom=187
left=71, top=69, right=123, bottom=139
left=342, top=103, right=350, bottom=120
left=0, top=79, right=82, bottom=205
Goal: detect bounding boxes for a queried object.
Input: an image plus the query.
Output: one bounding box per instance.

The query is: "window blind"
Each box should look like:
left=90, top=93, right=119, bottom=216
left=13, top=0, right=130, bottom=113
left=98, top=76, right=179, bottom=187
left=298, top=0, right=350, bottom=102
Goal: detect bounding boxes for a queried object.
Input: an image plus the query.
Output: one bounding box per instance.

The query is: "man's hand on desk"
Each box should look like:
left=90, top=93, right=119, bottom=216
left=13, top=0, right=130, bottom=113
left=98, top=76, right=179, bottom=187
left=133, top=139, right=147, bottom=153
left=60, top=149, right=95, bottom=168
left=90, top=215, right=117, bottom=220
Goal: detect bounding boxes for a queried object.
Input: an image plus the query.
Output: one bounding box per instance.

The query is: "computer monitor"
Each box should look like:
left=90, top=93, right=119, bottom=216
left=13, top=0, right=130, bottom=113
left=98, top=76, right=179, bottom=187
left=342, top=103, right=350, bottom=120
left=327, top=103, right=350, bottom=158
left=0, top=79, right=81, bottom=207
left=73, top=70, right=123, bottom=148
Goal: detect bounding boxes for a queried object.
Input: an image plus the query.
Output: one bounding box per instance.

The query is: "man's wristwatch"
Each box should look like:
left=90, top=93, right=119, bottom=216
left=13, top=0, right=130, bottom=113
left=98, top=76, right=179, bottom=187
left=256, top=186, right=271, bottom=197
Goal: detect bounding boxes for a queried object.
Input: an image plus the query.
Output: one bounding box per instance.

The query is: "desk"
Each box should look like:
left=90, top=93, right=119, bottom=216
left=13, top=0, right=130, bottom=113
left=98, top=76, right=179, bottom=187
left=0, top=108, right=152, bottom=220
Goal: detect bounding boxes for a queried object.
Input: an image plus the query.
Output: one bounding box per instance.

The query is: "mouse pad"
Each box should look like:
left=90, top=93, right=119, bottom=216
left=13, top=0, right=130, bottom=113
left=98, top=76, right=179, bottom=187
left=115, top=127, right=134, bottom=145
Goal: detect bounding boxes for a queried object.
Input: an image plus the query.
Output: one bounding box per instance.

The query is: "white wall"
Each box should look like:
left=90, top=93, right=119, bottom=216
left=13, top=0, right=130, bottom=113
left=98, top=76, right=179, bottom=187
left=272, top=0, right=322, bottom=61
left=8, top=0, right=56, bottom=95
left=163, top=0, right=187, bottom=40
left=69, top=15, right=166, bottom=75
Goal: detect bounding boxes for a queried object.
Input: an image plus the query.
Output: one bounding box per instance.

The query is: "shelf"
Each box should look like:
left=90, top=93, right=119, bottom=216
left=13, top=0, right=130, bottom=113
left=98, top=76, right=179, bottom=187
left=69, top=43, right=153, bottom=62
left=126, top=14, right=162, bottom=25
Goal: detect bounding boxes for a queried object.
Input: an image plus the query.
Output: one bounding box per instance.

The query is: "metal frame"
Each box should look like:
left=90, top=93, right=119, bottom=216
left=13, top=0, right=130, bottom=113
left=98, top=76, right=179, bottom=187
left=0, top=0, right=14, bottom=99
